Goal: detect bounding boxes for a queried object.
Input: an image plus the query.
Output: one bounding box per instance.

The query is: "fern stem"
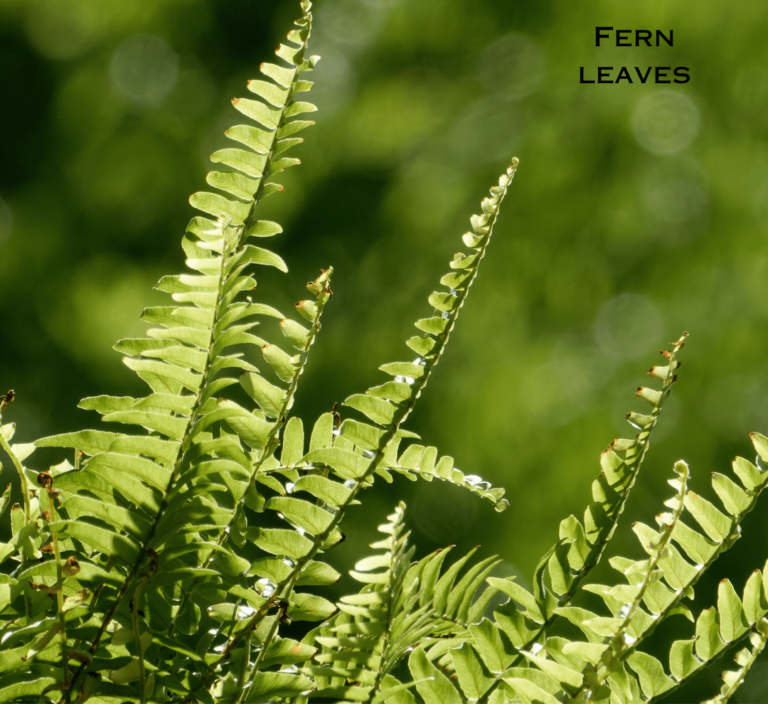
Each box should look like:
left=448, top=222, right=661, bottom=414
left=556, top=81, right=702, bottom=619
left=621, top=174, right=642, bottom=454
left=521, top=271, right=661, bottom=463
left=227, top=267, right=331, bottom=522
left=0, top=428, right=33, bottom=621
left=132, top=579, right=148, bottom=704
left=235, top=600, right=286, bottom=704
left=214, top=265, right=330, bottom=544
left=0, top=431, right=31, bottom=528
left=52, top=536, right=70, bottom=699
left=698, top=619, right=768, bottom=704
left=370, top=521, right=401, bottom=698
left=219, top=158, right=519, bottom=661
left=46, top=481, right=71, bottom=700
left=237, top=628, right=254, bottom=697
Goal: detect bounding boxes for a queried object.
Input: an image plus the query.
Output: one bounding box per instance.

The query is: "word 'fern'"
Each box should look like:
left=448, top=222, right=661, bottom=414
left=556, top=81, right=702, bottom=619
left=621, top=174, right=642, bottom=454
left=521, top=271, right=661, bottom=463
left=1, top=3, right=767, bottom=704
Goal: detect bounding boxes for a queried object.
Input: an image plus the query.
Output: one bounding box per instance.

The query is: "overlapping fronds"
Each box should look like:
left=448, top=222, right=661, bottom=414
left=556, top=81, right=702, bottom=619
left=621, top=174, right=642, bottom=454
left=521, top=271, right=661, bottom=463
left=479, top=333, right=688, bottom=667
left=459, top=430, right=768, bottom=704
left=568, top=430, right=768, bottom=703
left=306, top=502, right=509, bottom=703
left=220, top=158, right=519, bottom=661
left=534, top=459, right=691, bottom=703
left=0, top=3, right=333, bottom=701
left=5, top=0, right=768, bottom=702
left=26, top=239, right=330, bottom=701
left=3, top=95, right=516, bottom=704
left=0, top=4, right=521, bottom=698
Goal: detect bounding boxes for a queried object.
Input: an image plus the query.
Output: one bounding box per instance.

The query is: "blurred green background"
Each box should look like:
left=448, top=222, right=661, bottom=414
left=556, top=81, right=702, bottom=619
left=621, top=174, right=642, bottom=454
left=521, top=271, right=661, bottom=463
left=1, top=0, right=767, bottom=699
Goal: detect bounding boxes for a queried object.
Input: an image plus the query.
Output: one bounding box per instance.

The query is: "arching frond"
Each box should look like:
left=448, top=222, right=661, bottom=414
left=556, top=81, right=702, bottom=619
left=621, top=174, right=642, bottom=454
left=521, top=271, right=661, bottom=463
left=376, top=439, right=508, bottom=511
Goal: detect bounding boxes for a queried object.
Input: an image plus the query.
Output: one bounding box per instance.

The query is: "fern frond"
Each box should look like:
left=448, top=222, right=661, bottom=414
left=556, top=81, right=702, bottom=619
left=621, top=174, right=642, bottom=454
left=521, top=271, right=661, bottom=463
left=306, top=501, right=505, bottom=703
left=305, top=503, right=415, bottom=702
left=616, top=566, right=768, bottom=704
left=537, top=460, right=690, bottom=703
left=374, top=439, right=508, bottom=511
left=613, top=431, right=768, bottom=703
left=477, top=457, right=688, bottom=703
left=484, top=334, right=687, bottom=672
left=24, top=3, right=325, bottom=700
left=542, top=332, right=688, bottom=598
left=603, top=429, right=768, bottom=655
left=462, top=427, right=768, bottom=704
left=302, top=431, right=507, bottom=510
left=221, top=159, right=520, bottom=663
left=10, top=0, right=764, bottom=701
left=349, top=158, right=519, bottom=430
left=192, top=2, right=318, bottom=239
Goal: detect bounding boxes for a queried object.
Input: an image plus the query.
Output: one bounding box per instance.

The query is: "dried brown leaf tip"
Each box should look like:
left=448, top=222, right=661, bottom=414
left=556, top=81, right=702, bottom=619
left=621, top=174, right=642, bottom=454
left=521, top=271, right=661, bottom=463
left=0, top=389, right=14, bottom=411
left=37, top=471, right=53, bottom=490
left=141, top=547, right=159, bottom=579
left=63, top=556, right=81, bottom=577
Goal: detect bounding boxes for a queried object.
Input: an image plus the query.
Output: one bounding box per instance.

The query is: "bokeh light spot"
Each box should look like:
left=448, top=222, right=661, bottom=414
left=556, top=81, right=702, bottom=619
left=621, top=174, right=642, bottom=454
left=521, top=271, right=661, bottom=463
left=631, top=90, right=700, bottom=155
left=25, top=0, right=95, bottom=61
left=306, top=45, right=354, bottom=115
left=111, top=34, right=179, bottom=106
left=595, top=293, right=664, bottom=360
left=478, top=33, right=545, bottom=100
left=316, top=1, right=381, bottom=50
left=553, top=335, right=613, bottom=407
left=450, top=97, right=519, bottom=166
left=643, top=179, right=710, bottom=246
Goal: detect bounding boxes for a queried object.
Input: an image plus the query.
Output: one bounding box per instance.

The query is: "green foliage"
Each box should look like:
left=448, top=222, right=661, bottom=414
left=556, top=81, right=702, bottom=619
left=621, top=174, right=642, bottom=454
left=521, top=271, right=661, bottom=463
left=1, top=3, right=767, bottom=704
